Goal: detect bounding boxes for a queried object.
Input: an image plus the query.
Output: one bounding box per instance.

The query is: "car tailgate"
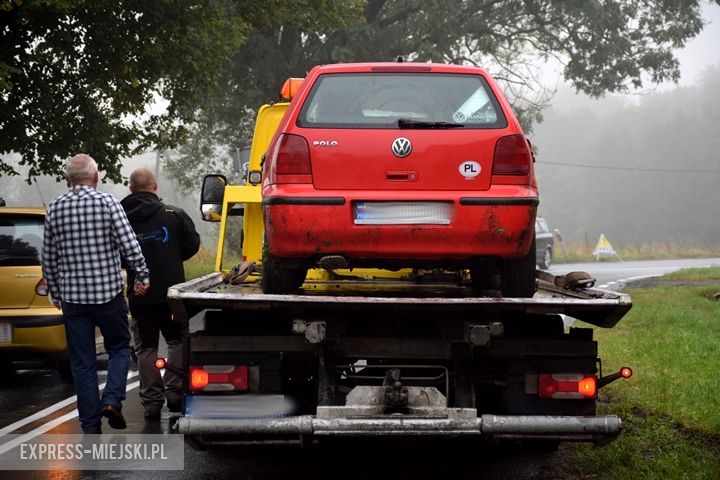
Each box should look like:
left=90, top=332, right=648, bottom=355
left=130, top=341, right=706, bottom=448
left=308, top=129, right=498, bottom=191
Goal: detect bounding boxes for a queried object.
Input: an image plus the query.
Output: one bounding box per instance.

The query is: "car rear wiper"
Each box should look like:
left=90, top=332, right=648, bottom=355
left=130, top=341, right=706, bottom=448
left=398, top=118, right=465, bottom=129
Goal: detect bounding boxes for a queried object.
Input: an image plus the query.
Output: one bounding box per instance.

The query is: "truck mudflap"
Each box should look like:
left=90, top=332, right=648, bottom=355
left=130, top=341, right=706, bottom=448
left=175, top=411, right=622, bottom=444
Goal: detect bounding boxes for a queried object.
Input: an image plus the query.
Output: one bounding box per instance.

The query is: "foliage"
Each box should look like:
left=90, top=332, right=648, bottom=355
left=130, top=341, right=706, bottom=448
left=2, top=0, right=715, bottom=188
left=0, top=0, right=361, bottom=183
left=164, top=0, right=713, bottom=191
left=0, top=0, right=247, bottom=182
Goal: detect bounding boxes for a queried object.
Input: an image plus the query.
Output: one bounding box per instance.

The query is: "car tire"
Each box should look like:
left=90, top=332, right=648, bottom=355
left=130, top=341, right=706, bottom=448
left=261, top=247, right=308, bottom=294
left=501, top=237, right=537, bottom=298
left=538, top=247, right=553, bottom=270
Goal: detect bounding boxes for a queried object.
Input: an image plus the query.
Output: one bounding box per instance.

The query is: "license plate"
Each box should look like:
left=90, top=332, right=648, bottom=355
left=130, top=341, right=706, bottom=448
left=354, top=202, right=453, bottom=225
left=0, top=322, right=12, bottom=342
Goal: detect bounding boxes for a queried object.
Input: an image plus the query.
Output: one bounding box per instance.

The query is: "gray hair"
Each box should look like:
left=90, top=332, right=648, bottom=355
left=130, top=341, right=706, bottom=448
left=65, top=154, right=98, bottom=182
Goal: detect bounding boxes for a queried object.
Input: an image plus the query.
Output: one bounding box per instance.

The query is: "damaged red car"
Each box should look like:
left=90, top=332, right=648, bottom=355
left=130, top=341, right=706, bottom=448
left=261, top=62, right=538, bottom=296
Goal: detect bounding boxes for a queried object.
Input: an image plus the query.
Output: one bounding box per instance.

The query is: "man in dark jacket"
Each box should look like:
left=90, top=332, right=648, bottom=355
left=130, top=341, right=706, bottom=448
left=121, top=168, right=200, bottom=419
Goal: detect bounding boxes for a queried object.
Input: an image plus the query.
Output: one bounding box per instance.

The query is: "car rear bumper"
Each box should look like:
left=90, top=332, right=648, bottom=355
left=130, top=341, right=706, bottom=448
left=0, top=309, right=67, bottom=355
left=263, top=186, right=537, bottom=260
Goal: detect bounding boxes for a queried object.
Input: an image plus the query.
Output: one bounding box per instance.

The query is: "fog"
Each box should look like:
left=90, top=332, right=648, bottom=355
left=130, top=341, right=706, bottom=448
left=2, top=3, right=719, bottom=251
left=0, top=152, right=216, bottom=247
left=533, top=66, right=720, bottom=246
left=533, top=2, right=720, bottom=247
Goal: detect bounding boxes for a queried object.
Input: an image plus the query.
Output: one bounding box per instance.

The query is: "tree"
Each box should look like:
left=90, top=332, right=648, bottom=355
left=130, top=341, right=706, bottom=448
left=163, top=0, right=715, bottom=190
left=0, top=0, right=363, bottom=183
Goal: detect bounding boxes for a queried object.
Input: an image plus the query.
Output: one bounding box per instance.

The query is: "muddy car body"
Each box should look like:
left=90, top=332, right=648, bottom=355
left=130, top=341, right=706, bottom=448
left=262, top=62, right=539, bottom=296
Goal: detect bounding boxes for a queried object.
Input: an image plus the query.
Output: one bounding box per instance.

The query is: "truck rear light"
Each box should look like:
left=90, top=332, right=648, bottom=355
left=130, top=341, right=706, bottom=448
left=269, top=134, right=312, bottom=184
left=35, top=278, right=48, bottom=296
left=538, top=374, right=597, bottom=399
left=492, top=134, right=531, bottom=176
left=598, top=366, right=633, bottom=387
left=190, top=365, right=249, bottom=392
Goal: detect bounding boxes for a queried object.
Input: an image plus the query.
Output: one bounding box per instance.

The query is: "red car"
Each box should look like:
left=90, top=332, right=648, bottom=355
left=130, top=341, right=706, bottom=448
left=262, top=62, right=538, bottom=296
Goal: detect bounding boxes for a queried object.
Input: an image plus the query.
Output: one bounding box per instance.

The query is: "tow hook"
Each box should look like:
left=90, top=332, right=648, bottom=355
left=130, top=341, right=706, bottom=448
left=536, top=271, right=596, bottom=290
left=598, top=367, right=633, bottom=388
left=154, top=358, right=187, bottom=379
left=383, top=368, right=409, bottom=409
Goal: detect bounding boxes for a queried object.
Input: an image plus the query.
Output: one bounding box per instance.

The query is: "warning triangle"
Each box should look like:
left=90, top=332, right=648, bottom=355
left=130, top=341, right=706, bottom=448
left=592, top=234, right=622, bottom=261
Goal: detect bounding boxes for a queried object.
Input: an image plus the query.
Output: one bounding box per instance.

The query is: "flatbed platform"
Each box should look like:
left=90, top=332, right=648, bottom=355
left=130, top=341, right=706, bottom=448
left=168, top=272, right=632, bottom=328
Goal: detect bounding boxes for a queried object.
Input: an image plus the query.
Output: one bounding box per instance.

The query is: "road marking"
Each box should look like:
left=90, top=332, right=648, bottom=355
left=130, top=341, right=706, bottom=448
left=0, top=380, right=140, bottom=455
left=598, top=274, right=660, bottom=290
left=0, top=370, right=138, bottom=436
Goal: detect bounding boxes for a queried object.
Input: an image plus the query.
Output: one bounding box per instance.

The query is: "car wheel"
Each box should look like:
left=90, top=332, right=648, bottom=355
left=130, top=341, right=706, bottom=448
left=501, top=237, right=537, bottom=298
left=261, top=247, right=308, bottom=294
left=538, top=247, right=553, bottom=270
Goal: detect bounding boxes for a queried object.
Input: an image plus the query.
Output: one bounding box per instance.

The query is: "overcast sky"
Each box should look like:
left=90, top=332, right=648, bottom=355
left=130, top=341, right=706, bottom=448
left=673, top=1, right=720, bottom=87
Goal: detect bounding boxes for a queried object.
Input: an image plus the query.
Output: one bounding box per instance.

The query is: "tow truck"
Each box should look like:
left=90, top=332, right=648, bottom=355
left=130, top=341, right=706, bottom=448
left=166, top=96, right=633, bottom=448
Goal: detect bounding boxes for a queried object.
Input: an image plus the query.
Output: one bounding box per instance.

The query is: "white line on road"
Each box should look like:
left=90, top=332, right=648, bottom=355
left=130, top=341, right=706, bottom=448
left=598, top=274, right=660, bottom=290
left=0, top=380, right=140, bottom=456
left=0, top=370, right=139, bottom=436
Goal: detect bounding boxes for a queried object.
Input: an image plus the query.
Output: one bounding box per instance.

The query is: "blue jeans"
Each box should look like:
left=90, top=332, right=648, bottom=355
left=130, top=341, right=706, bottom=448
left=63, top=294, right=130, bottom=433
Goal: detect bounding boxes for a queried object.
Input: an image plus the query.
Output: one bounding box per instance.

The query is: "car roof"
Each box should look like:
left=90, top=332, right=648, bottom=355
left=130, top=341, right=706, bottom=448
left=310, top=62, right=492, bottom=76
left=0, top=206, right=46, bottom=216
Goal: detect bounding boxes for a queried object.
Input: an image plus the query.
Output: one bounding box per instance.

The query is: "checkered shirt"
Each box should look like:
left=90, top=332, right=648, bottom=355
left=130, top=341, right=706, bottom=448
left=42, top=184, right=149, bottom=304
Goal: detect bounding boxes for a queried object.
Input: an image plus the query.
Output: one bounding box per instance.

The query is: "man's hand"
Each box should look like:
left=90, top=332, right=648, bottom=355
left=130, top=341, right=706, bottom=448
left=133, top=281, right=149, bottom=296
left=53, top=300, right=62, bottom=310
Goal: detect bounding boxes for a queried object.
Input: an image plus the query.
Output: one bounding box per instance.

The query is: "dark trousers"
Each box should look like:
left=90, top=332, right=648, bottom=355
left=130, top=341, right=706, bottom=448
left=129, top=301, right=185, bottom=412
left=63, top=294, right=130, bottom=433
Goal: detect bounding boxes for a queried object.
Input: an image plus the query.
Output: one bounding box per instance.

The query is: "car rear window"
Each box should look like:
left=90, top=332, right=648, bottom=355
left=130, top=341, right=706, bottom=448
left=0, top=215, right=44, bottom=266
left=297, top=73, right=507, bottom=129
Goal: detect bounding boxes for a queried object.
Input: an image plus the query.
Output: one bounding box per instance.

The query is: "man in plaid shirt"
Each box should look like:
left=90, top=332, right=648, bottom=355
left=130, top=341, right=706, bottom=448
left=42, top=154, right=150, bottom=434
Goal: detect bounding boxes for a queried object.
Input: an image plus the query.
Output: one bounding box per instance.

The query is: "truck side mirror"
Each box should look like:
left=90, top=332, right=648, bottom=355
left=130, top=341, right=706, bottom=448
left=200, top=174, right=227, bottom=222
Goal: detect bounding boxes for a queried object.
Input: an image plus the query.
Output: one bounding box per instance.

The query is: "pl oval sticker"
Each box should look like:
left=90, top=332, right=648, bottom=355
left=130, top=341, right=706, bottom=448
left=459, top=161, right=481, bottom=178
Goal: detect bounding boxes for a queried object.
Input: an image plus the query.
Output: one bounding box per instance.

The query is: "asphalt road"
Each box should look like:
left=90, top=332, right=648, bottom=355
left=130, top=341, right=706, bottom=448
left=2, top=258, right=718, bottom=479
left=550, top=257, right=720, bottom=290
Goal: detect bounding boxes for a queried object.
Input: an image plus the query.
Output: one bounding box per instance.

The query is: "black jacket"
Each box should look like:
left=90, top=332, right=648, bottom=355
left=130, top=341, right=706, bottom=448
left=121, top=191, right=200, bottom=304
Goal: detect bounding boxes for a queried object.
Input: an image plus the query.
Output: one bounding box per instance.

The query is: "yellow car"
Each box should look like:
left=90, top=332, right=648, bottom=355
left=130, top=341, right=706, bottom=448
left=0, top=206, right=70, bottom=380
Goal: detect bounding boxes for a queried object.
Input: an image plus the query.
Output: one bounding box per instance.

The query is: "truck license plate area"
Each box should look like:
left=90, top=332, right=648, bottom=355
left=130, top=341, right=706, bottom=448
left=354, top=202, right=453, bottom=225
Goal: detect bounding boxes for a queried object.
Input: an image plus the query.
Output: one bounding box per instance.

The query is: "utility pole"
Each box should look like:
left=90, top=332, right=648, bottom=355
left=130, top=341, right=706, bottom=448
left=155, top=150, right=162, bottom=178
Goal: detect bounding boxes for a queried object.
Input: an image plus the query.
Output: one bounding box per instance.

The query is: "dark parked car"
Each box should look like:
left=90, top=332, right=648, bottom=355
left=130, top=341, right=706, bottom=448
left=535, top=216, right=554, bottom=269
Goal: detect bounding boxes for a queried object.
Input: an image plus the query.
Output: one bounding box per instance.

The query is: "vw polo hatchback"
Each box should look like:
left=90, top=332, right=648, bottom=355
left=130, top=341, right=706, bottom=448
left=261, top=62, right=539, bottom=296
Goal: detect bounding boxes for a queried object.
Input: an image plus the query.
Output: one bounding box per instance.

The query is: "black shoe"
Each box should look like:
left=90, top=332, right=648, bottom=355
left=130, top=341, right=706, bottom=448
left=167, top=401, right=182, bottom=413
left=84, top=427, right=102, bottom=434
left=101, top=404, right=127, bottom=429
left=144, top=410, right=161, bottom=420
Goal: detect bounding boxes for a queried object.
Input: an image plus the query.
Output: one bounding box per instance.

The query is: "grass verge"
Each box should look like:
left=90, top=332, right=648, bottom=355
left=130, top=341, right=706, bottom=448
left=554, top=242, right=720, bottom=263
left=564, top=267, right=720, bottom=479
left=184, top=245, right=216, bottom=280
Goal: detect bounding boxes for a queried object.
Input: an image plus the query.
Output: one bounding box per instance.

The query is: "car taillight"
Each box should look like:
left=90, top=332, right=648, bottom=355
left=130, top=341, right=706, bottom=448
left=36, top=278, right=49, bottom=296
left=538, top=374, right=597, bottom=399
left=269, top=134, right=312, bottom=184
left=492, top=134, right=531, bottom=176
left=190, top=365, right=249, bottom=392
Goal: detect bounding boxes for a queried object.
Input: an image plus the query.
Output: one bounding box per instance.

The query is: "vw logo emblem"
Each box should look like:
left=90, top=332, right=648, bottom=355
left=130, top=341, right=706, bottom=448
left=391, top=137, right=412, bottom=158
